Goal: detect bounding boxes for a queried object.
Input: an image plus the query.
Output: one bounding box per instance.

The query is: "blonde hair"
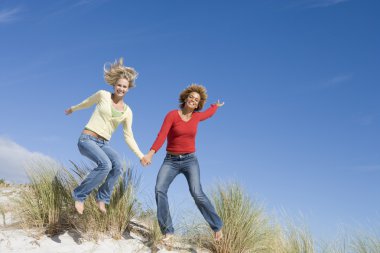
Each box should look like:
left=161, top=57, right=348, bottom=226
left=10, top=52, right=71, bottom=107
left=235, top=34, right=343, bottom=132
left=179, top=84, right=208, bottom=111
left=104, top=58, right=138, bottom=88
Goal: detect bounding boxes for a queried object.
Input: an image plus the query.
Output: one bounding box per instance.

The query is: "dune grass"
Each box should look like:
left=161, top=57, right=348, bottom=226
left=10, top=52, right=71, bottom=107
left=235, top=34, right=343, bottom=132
left=193, top=183, right=379, bottom=253
left=351, top=232, right=380, bottom=253
left=9, top=160, right=380, bottom=251
left=0, top=204, right=6, bottom=226
left=278, top=222, right=315, bottom=253
left=319, top=231, right=380, bottom=253
left=15, top=159, right=140, bottom=239
left=187, top=183, right=319, bottom=253
left=68, top=161, right=140, bottom=240
left=194, top=183, right=277, bottom=253
left=134, top=208, right=163, bottom=249
left=16, top=159, right=73, bottom=234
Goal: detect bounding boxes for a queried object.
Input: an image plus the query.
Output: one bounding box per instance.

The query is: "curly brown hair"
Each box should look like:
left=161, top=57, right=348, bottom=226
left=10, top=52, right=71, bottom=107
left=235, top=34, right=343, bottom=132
left=179, top=84, right=208, bottom=111
left=104, top=58, right=138, bottom=88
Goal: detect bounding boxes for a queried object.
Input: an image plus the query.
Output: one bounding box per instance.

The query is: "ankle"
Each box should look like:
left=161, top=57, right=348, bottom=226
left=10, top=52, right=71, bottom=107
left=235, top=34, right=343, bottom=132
left=97, top=201, right=107, bottom=213
left=215, top=229, right=223, bottom=241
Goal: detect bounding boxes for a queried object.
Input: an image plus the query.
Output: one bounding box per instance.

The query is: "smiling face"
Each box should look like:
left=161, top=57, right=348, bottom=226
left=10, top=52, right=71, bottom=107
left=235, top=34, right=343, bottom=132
left=113, top=78, right=130, bottom=98
left=184, top=92, right=201, bottom=110
left=179, top=84, right=207, bottom=111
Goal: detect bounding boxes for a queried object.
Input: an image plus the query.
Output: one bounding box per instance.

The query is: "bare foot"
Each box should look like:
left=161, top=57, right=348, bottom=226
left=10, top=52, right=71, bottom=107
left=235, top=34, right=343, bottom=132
left=215, top=230, right=223, bottom=241
left=97, top=201, right=107, bottom=213
left=75, top=201, right=84, bottom=214
left=161, top=233, right=174, bottom=242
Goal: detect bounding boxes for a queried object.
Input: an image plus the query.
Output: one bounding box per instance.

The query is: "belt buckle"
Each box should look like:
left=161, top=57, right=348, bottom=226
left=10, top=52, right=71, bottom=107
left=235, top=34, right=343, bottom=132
left=179, top=153, right=190, bottom=159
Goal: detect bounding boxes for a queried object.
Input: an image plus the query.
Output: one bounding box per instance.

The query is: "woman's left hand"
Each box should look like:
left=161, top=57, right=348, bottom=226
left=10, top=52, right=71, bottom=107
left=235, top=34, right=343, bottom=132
left=140, top=156, right=151, bottom=167
left=215, top=100, right=225, bottom=107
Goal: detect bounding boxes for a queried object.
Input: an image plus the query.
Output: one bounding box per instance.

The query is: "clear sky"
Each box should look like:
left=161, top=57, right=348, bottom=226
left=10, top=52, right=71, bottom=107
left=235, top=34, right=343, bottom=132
left=1, top=0, right=379, bottom=241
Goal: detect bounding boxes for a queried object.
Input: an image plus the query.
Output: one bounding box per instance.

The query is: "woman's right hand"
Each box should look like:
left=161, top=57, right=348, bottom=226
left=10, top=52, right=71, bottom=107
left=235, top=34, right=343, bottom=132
left=65, top=108, right=73, bottom=115
left=142, top=150, right=155, bottom=167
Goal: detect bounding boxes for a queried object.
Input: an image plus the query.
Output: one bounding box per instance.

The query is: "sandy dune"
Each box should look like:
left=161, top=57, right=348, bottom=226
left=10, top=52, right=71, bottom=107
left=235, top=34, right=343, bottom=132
left=0, top=185, right=207, bottom=253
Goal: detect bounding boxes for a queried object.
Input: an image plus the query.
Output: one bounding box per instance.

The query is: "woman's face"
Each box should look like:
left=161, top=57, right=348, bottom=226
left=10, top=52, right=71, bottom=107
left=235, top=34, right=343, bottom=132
left=185, top=92, right=201, bottom=110
left=113, top=78, right=129, bottom=98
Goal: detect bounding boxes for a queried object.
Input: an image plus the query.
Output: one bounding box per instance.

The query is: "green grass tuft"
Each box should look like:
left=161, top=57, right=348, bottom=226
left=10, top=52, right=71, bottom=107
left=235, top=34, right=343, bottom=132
left=15, top=159, right=140, bottom=240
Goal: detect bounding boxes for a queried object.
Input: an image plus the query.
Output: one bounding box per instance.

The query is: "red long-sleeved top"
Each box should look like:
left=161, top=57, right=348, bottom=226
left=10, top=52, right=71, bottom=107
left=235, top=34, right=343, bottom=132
left=151, top=105, right=218, bottom=153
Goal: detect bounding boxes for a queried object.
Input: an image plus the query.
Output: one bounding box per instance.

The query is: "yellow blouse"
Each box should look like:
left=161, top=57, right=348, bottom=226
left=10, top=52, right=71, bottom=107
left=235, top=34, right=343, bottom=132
left=70, top=90, right=144, bottom=159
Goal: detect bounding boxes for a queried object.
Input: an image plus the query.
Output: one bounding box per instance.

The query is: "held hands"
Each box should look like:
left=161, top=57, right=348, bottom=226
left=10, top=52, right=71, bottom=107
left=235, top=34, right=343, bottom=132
left=140, top=157, right=150, bottom=167
left=140, top=150, right=155, bottom=167
left=215, top=99, right=225, bottom=107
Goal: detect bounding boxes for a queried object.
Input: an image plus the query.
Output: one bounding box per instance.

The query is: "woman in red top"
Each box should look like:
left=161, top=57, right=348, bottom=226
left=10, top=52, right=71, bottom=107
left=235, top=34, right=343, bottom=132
left=144, top=84, right=224, bottom=242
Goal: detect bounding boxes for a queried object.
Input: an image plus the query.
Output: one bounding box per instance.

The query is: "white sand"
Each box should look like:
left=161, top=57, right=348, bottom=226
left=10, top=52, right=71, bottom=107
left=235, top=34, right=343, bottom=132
left=0, top=185, right=208, bottom=253
left=0, top=229, right=151, bottom=253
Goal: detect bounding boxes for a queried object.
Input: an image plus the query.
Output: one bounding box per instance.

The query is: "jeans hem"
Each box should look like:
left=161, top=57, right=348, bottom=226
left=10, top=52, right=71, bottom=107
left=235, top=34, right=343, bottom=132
left=72, top=193, right=85, bottom=203
left=96, top=197, right=110, bottom=205
left=212, top=226, right=223, bottom=232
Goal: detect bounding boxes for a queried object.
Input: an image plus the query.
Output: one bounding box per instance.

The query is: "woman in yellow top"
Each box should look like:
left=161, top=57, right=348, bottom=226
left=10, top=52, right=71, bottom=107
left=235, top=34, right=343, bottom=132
left=65, top=58, right=148, bottom=214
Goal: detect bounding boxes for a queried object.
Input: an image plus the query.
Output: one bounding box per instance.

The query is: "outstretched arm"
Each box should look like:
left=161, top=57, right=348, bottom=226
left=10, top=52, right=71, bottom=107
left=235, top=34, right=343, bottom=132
left=198, top=99, right=225, bottom=121
left=64, top=90, right=102, bottom=116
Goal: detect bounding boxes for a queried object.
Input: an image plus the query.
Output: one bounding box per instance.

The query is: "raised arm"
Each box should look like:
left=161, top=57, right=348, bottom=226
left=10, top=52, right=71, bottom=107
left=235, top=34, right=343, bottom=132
left=198, top=99, right=224, bottom=121
left=199, top=100, right=224, bottom=121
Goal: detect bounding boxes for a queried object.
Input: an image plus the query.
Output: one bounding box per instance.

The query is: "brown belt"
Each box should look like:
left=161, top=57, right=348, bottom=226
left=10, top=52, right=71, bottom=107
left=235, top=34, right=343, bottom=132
left=166, top=153, right=193, bottom=159
left=82, top=129, right=107, bottom=141
left=167, top=151, right=190, bottom=156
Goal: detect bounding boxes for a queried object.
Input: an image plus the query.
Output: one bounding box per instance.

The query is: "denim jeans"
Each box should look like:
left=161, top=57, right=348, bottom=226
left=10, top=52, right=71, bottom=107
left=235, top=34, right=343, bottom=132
left=155, top=153, right=223, bottom=234
left=73, top=133, right=123, bottom=204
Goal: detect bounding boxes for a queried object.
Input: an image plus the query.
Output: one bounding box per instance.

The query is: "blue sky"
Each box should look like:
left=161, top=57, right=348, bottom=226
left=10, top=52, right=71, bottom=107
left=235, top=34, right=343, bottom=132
left=1, top=0, right=379, bottom=240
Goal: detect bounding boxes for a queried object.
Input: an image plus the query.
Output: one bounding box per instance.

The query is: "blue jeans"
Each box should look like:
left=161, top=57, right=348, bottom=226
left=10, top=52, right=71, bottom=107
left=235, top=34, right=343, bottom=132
left=73, top=133, right=123, bottom=204
left=155, top=153, right=223, bottom=234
